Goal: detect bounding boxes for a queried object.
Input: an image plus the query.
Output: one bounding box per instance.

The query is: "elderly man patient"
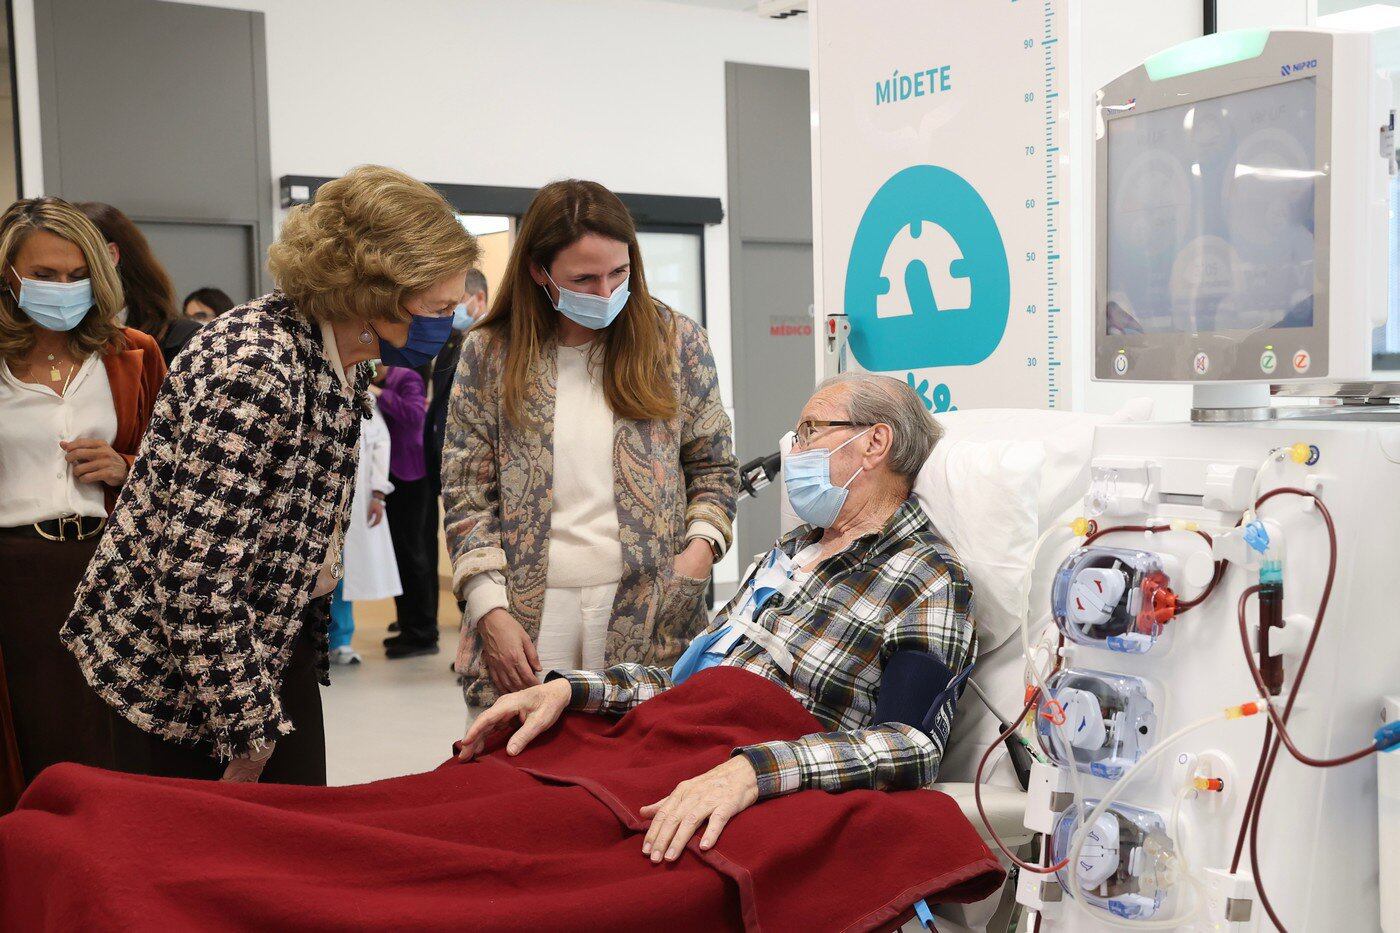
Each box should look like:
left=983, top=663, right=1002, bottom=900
left=461, top=372, right=975, bottom=864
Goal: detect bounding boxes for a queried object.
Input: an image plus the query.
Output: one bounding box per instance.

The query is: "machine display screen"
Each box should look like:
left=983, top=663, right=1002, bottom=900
left=1105, top=78, right=1318, bottom=337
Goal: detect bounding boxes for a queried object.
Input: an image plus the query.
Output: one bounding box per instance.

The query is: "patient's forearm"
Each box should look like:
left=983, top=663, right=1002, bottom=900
left=735, top=722, right=942, bottom=800
left=550, top=664, right=677, bottom=715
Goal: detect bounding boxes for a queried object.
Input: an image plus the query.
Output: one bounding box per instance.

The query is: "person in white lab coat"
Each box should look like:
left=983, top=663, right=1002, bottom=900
left=329, top=397, right=402, bottom=664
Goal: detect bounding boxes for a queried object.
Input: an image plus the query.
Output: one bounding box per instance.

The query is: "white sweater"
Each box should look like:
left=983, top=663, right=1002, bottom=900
left=543, top=342, right=624, bottom=587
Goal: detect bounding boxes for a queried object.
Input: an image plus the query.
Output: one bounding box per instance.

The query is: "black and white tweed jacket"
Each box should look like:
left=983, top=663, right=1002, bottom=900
left=63, top=292, right=368, bottom=760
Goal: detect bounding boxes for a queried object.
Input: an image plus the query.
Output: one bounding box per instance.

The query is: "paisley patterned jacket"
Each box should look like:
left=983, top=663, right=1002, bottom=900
left=62, top=293, right=367, bottom=760
left=443, top=308, right=738, bottom=707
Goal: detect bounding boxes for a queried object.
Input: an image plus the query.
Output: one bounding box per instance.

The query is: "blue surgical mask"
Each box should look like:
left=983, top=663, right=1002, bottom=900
left=783, top=428, right=871, bottom=528
left=451, top=302, right=473, bottom=332
left=10, top=267, right=94, bottom=332
left=543, top=271, right=629, bottom=330
left=376, top=313, right=454, bottom=368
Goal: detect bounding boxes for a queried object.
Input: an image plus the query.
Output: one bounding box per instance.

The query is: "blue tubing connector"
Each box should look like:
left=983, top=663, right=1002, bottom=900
left=1375, top=720, right=1400, bottom=753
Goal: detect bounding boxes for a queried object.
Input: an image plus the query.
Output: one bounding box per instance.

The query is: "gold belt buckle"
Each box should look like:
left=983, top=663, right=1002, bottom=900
left=72, top=515, right=105, bottom=540
left=33, top=515, right=98, bottom=542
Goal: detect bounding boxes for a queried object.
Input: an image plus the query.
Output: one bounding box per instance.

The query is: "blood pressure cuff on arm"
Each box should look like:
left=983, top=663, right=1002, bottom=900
left=874, top=650, right=974, bottom=749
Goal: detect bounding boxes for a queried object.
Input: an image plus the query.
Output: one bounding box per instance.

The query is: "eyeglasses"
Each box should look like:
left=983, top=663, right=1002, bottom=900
left=793, top=419, right=873, bottom=447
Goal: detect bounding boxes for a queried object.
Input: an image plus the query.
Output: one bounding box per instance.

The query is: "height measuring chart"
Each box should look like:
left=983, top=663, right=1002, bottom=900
left=811, top=0, right=1070, bottom=411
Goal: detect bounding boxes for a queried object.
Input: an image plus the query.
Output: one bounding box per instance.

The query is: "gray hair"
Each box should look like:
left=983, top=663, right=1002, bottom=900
left=465, top=267, right=489, bottom=301
left=817, top=372, right=942, bottom=480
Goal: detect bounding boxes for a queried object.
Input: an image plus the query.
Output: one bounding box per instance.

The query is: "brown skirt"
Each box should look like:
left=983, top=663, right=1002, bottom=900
left=0, top=532, right=112, bottom=807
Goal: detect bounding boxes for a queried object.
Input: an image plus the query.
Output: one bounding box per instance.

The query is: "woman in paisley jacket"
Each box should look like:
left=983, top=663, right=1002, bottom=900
left=443, top=180, right=738, bottom=710
left=62, top=166, right=479, bottom=785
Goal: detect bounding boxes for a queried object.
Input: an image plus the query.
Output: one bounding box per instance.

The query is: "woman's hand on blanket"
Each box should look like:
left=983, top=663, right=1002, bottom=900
left=639, top=756, right=759, bottom=863
left=220, top=743, right=275, bottom=782
left=477, top=608, right=542, bottom=693
left=457, top=677, right=572, bottom=761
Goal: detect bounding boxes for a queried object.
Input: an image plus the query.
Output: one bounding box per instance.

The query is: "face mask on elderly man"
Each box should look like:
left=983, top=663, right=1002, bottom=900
left=782, top=428, right=871, bottom=528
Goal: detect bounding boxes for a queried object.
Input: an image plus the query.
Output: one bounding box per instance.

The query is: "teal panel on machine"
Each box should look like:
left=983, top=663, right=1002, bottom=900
left=1144, top=29, right=1271, bottom=80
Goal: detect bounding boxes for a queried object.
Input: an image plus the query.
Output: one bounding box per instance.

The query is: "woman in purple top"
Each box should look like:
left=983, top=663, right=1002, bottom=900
left=371, top=365, right=437, bottom=657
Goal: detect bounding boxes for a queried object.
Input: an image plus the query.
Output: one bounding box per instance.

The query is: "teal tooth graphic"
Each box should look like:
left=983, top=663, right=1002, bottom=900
left=844, top=165, right=1010, bottom=372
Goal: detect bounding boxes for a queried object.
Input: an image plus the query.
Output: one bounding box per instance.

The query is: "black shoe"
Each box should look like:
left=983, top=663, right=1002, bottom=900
left=385, top=638, right=440, bottom=659
left=387, top=621, right=400, bottom=633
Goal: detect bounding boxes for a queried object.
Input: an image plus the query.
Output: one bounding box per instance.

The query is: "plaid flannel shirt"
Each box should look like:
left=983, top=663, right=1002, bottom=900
left=554, top=498, right=975, bottom=800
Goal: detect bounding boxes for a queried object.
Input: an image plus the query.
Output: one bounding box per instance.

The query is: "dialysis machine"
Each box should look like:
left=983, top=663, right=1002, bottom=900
left=1011, top=26, right=1400, bottom=932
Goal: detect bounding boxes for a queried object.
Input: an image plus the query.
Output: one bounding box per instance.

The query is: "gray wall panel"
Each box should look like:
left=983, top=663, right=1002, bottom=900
left=36, top=0, right=273, bottom=293
left=726, top=62, right=814, bottom=561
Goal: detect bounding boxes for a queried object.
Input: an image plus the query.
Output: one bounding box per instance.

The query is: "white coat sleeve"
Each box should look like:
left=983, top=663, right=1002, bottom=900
left=367, top=413, right=394, bottom=496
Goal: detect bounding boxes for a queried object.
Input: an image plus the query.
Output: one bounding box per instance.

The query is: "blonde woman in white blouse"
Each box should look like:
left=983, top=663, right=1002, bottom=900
left=0, top=197, right=165, bottom=803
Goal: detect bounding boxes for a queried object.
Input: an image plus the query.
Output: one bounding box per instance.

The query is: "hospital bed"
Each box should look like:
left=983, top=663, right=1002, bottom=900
left=760, top=400, right=1154, bottom=933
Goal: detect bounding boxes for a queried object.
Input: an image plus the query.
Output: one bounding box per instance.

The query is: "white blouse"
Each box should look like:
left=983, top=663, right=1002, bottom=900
left=0, top=354, right=118, bottom=527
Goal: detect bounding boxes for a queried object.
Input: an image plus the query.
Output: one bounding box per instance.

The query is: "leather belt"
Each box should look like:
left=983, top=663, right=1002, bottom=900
left=0, top=515, right=107, bottom=542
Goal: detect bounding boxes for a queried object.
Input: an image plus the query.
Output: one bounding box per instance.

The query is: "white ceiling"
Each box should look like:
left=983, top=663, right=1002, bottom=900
left=649, top=0, right=757, bottom=12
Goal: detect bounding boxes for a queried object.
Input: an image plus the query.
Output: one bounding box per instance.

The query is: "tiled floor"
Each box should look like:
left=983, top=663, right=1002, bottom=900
left=321, top=587, right=468, bottom=786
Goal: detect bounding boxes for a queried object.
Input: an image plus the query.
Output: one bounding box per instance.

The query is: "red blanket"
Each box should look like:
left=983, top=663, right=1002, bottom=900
left=0, top=667, right=1002, bottom=932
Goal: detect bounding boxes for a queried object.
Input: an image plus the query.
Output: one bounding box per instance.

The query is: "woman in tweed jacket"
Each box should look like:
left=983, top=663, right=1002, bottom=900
left=62, top=166, right=479, bottom=784
left=444, top=180, right=738, bottom=710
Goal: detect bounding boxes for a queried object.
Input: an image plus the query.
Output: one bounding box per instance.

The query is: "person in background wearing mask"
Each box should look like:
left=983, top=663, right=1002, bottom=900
left=0, top=197, right=165, bottom=807
left=442, top=180, right=737, bottom=711
left=182, top=287, right=235, bottom=323
left=460, top=374, right=975, bottom=862
left=407, top=267, right=486, bottom=650
left=62, top=166, right=478, bottom=785
left=427, top=267, right=485, bottom=479
left=373, top=362, right=438, bottom=659
left=329, top=365, right=400, bottom=666
left=78, top=202, right=201, bottom=367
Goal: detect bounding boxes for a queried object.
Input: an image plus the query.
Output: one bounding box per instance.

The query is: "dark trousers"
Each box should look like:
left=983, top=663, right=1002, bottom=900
left=0, top=531, right=325, bottom=792
left=425, top=479, right=441, bottom=609
left=425, top=478, right=466, bottom=615
left=106, top=624, right=326, bottom=786
left=388, top=474, right=438, bottom=645
left=0, top=534, right=113, bottom=796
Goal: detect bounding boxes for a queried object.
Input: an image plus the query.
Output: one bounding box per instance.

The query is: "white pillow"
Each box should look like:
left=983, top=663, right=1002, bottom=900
left=914, top=438, right=1044, bottom=653
left=931, top=402, right=1153, bottom=528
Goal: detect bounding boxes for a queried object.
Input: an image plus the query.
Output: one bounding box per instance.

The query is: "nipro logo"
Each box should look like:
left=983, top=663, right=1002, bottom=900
left=1281, top=59, right=1317, bottom=77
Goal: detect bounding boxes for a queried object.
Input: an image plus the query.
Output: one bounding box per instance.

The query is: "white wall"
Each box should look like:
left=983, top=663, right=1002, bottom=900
left=1219, top=0, right=1314, bottom=30
left=175, top=0, right=806, bottom=420
left=11, top=0, right=43, bottom=199
left=13, top=0, right=808, bottom=402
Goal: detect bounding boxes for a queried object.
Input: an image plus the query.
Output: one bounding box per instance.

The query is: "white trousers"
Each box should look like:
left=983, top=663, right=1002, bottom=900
left=535, top=581, right=619, bottom=672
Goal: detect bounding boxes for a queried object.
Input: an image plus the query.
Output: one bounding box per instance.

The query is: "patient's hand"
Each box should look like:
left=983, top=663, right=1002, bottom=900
left=639, top=756, right=759, bottom=863
left=457, top=677, right=572, bottom=761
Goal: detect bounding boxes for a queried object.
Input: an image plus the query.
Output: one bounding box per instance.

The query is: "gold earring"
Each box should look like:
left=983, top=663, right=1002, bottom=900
left=358, top=327, right=373, bottom=346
